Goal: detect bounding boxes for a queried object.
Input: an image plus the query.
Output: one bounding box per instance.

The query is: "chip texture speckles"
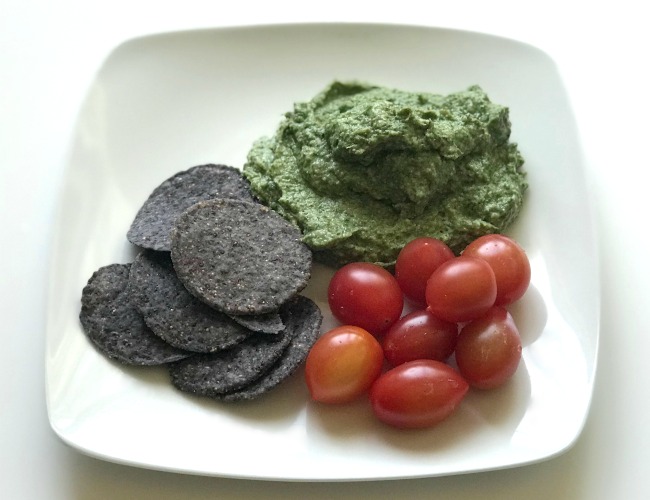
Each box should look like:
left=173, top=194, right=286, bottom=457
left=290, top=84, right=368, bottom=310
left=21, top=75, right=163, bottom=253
left=128, top=250, right=252, bottom=353
left=127, top=164, right=255, bottom=251
left=79, top=263, right=190, bottom=365
left=217, top=295, right=323, bottom=402
left=168, top=324, right=296, bottom=396
left=171, top=198, right=312, bottom=315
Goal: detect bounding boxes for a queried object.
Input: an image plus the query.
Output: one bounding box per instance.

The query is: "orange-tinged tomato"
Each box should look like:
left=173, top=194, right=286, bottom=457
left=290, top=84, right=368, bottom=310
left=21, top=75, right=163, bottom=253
left=305, top=326, right=384, bottom=404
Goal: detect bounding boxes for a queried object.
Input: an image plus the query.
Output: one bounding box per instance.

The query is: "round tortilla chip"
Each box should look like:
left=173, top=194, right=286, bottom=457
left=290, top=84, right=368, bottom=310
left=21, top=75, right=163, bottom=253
left=80, top=263, right=191, bottom=365
left=128, top=250, right=253, bottom=353
left=217, top=295, right=322, bottom=402
left=127, top=164, right=255, bottom=251
left=171, top=199, right=312, bottom=315
left=168, top=323, right=296, bottom=396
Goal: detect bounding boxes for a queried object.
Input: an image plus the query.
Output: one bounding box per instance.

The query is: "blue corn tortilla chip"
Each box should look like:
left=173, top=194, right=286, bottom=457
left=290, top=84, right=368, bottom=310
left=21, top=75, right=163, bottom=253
left=128, top=250, right=253, bottom=353
left=168, top=319, right=297, bottom=396
left=216, top=295, right=322, bottom=402
left=171, top=198, right=312, bottom=316
left=229, top=312, right=285, bottom=335
left=127, top=164, right=255, bottom=251
left=79, top=263, right=191, bottom=365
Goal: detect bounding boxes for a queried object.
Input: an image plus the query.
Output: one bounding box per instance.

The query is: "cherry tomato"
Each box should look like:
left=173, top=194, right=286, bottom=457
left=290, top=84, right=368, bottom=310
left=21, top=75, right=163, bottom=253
left=425, top=256, right=497, bottom=323
left=328, top=262, right=403, bottom=335
left=454, top=306, right=522, bottom=389
left=370, top=360, right=469, bottom=429
left=462, top=234, right=531, bottom=305
left=394, top=237, right=455, bottom=306
left=382, top=309, right=458, bottom=367
left=305, top=326, right=384, bottom=404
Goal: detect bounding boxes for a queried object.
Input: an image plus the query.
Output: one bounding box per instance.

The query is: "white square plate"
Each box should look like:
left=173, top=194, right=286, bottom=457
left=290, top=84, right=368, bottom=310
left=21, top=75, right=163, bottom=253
left=46, top=23, right=599, bottom=481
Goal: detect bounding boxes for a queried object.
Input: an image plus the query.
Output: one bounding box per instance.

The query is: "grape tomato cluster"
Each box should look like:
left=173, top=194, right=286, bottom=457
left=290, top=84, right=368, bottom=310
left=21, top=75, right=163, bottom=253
left=304, top=234, right=531, bottom=429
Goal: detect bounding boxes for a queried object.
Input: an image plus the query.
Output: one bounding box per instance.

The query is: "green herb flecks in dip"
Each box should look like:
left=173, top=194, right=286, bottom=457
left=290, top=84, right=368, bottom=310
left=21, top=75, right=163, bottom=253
left=244, top=81, right=527, bottom=267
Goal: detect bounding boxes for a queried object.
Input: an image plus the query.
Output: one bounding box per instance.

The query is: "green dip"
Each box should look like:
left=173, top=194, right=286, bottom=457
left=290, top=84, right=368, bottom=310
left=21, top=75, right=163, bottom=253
left=243, top=81, right=527, bottom=267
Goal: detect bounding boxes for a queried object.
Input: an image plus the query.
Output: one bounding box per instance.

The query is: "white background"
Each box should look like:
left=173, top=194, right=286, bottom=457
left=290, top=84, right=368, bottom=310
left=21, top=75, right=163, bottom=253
left=2, top=1, right=648, bottom=498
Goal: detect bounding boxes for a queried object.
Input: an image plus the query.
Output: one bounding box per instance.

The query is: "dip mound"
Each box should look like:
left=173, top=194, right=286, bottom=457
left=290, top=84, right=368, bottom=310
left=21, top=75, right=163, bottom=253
left=244, top=82, right=527, bottom=267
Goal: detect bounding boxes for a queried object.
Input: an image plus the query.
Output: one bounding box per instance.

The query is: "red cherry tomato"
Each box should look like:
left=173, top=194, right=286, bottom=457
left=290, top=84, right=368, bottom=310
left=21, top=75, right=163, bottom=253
left=394, top=237, right=455, bottom=306
left=370, top=360, right=469, bottom=429
left=462, top=234, right=531, bottom=305
left=454, top=306, right=522, bottom=389
left=425, top=256, right=497, bottom=323
left=328, top=262, right=403, bottom=335
left=382, top=309, right=458, bottom=367
left=305, top=326, right=384, bottom=404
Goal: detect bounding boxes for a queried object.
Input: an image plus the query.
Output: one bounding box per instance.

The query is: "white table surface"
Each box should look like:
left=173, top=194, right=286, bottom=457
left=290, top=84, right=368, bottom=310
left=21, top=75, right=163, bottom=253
left=2, top=1, right=648, bottom=498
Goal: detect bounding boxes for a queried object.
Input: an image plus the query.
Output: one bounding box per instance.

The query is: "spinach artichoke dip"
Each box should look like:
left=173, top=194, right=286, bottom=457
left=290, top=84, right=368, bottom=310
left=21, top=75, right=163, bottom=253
left=243, top=81, right=527, bottom=267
